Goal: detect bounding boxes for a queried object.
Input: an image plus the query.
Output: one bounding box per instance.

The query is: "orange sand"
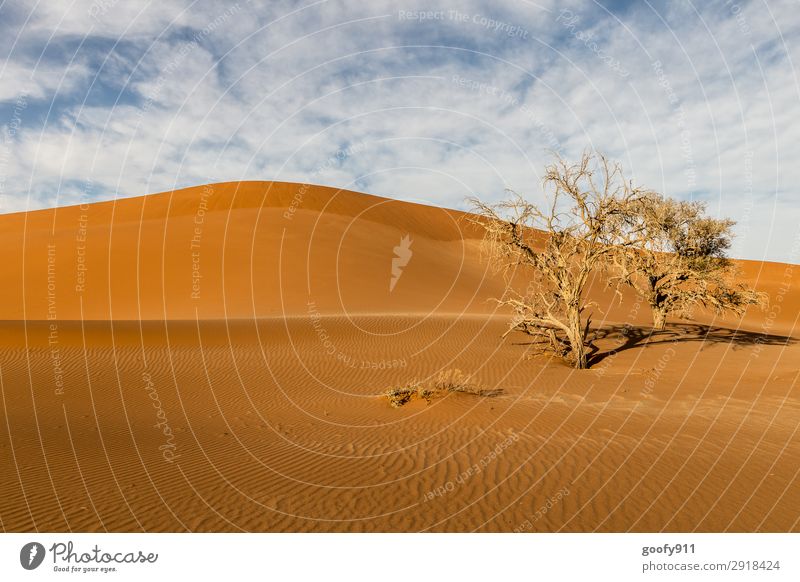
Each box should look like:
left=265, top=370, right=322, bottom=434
left=0, top=182, right=797, bottom=531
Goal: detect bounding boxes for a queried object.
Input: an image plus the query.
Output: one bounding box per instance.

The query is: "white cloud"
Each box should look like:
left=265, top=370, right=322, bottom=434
left=0, top=0, right=798, bottom=261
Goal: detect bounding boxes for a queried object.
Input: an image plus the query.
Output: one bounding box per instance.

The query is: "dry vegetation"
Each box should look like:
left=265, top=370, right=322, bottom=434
left=612, top=192, right=766, bottom=329
left=470, top=151, right=764, bottom=369
left=384, top=369, right=502, bottom=408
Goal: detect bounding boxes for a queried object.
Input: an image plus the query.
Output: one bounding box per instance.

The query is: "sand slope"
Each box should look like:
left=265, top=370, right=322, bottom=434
left=0, top=182, right=798, bottom=532
left=0, top=182, right=505, bottom=320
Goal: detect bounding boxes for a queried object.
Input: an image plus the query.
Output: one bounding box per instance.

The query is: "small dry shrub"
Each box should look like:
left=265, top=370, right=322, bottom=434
left=384, top=369, right=501, bottom=408
left=384, top=386, right=417, bottom=408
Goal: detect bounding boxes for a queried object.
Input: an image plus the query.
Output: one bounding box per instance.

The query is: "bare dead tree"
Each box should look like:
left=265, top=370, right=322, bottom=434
left=613, top=193, right=766, bottom=330
left=469, top=152, right=649, bottom=369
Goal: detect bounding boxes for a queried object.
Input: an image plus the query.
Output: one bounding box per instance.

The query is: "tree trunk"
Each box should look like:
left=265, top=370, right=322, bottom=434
left=572, top=339, right=588, bottom=369
left=567, top=309, right=588, bottom=369
left=652, top=307, right=667, bottom=331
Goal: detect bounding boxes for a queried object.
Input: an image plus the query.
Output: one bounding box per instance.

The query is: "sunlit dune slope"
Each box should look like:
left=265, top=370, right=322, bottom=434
left=0, top=182, right=497, bottom=319
left=0, top=181, right=794, bottom=332
left=1, top=182, right=799, bottom=533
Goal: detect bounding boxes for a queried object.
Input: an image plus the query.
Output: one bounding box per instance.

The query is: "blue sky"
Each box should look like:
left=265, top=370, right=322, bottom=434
left=0, top=0, right=798, bottom=261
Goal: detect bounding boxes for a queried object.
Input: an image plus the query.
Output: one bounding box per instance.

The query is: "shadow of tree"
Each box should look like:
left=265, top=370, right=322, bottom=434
left=586, top=323, right=797, bottom=367
left=509, top=323, right=796, bottom=369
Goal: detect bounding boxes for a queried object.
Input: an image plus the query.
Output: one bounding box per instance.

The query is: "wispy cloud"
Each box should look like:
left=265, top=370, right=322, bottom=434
left=0, top=0, right=798, bottom=261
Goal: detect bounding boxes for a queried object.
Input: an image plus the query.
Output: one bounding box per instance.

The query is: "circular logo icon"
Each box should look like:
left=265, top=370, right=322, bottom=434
left=20, top=542, right=46, bottom=570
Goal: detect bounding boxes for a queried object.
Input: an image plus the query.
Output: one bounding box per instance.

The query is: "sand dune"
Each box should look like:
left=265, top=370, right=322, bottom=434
left=0, top=182, right=798, bottom=532
left=0, top=182, right=504, bottom=320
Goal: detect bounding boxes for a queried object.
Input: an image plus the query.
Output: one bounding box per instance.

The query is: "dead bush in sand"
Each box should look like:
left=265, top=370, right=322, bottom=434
left=470, top=151, right=764, bottom=368
left=470, top=152, right=649, bottom=369
left=384, top=369, right=502, bottom=408
left=612, top=193, right=766, bottom=330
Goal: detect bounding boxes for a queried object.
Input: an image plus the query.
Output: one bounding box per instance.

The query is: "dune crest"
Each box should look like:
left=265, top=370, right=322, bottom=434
left=0, top=182, right=506, bottom=320
left=1, top=181, right=793, bottom=326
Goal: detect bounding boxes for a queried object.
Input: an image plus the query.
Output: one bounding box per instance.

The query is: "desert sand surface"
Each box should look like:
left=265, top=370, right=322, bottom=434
left=0, top=181, right=798, bottom=532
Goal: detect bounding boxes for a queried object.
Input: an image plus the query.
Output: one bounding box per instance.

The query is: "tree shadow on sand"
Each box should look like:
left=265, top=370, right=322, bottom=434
left=585, top=323, right=797, bottom=367
left=509, top=323, right=796, bottom=368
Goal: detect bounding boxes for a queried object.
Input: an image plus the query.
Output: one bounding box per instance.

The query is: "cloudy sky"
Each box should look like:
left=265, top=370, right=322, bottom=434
left=0, top=0, right=798, bottom=261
